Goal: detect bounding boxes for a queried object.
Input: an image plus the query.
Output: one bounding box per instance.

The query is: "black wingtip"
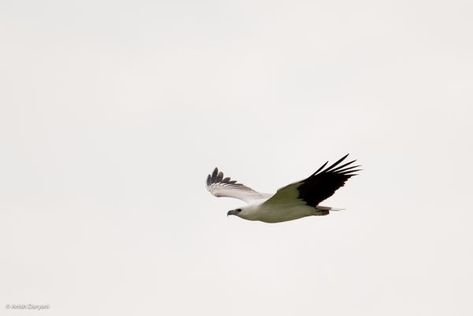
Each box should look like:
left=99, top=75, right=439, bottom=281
left=324, top=154, right=350, bottom=173
left=206, top=167, right=245, bottom=187
left=207, top=167, right=219, bottom=185
left=311, top=154, right=362, bottom=178
left=312, top=161, right=328, bottom=176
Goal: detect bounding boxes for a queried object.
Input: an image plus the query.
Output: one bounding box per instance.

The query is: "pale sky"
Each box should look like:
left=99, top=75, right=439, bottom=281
left=1, top=0, right=472, bottom=315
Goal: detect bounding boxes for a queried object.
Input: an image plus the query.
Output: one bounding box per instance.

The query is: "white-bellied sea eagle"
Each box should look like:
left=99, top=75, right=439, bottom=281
left=206, top=154, right=360, bottom=223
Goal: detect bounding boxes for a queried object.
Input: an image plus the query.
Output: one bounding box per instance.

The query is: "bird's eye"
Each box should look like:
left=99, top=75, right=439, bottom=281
left=236, top=209, right=242, bottom=212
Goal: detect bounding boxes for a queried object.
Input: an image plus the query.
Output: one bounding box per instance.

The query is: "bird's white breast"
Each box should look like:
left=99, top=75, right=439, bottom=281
left=241, top=203, right=315, bottom=223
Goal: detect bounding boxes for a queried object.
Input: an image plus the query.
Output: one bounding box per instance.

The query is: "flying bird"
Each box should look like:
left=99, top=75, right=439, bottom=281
left=206, top=154, right=360, bottom=223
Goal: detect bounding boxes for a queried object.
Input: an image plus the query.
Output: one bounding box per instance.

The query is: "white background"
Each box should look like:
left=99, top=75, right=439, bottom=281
left=1, top=0, right=472, bottom=315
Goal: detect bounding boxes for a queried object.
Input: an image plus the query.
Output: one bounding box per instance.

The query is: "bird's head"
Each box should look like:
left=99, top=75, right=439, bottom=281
left=227, top=208, right=242, bottom=217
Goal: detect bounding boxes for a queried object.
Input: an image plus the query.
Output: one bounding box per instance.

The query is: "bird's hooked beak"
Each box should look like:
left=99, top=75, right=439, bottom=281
left=227, top=209, right=240, bottom=216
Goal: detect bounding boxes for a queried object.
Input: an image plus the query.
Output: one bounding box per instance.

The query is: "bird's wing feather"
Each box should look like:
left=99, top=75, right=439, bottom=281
left=206, top=168, right=271, bottom=203
left=263, top=154, right=360, bottom=207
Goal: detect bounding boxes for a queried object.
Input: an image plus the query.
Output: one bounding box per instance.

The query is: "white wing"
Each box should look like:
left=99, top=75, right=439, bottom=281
left=206, top=168, right=271, bottom=204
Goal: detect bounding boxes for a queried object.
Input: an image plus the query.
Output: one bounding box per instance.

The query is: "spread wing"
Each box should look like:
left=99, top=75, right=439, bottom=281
left=206, top=168, right=271, bottom=203
left=263, top=154, right=360, bottom=207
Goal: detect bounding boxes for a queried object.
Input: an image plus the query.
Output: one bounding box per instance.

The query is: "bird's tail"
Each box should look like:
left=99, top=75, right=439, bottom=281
left=313, top=206, right=345, bottom=216
left=316, top=205, right=345, bottom=212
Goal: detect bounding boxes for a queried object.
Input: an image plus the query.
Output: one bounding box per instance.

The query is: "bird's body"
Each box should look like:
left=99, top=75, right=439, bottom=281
left=236, top=203, right=327, bottom=223
left=206, top=154, right=360, bottom=223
